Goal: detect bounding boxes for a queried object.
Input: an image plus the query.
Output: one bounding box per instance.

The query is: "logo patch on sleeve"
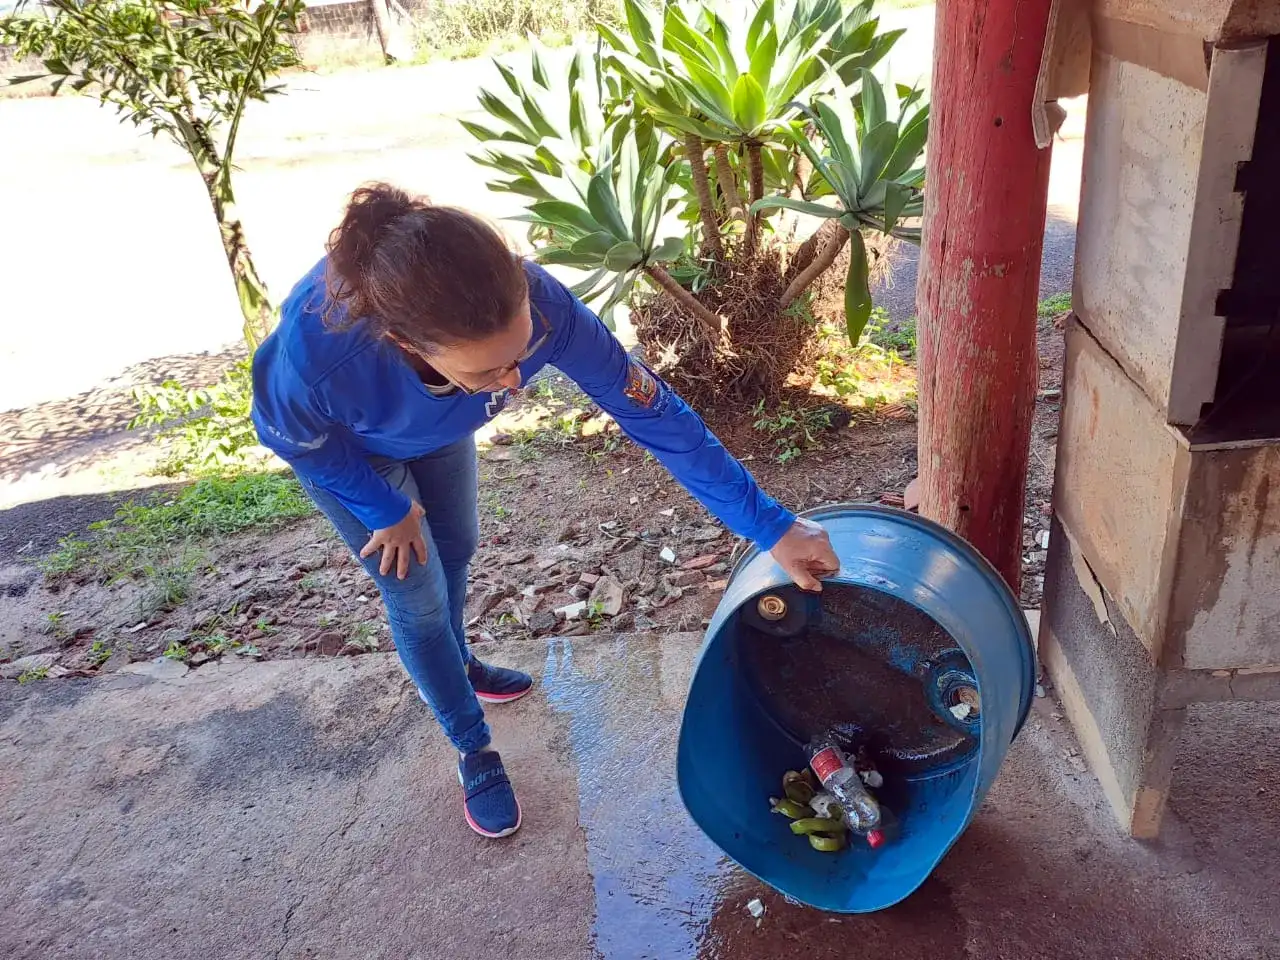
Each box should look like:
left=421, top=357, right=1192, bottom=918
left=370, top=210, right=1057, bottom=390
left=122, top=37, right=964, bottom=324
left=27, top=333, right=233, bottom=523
left=623, top=359, right=659, bottom=409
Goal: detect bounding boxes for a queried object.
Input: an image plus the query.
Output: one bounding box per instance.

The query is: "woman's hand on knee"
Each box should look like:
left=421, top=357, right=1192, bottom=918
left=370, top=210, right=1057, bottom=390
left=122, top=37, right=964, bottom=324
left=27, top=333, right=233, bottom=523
left=361, top=501, right=428, bottom=579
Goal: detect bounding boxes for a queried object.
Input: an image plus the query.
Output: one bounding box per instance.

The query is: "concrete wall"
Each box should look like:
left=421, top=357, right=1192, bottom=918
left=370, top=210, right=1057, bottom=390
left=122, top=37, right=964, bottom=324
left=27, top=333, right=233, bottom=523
left=1046, top=0, right=1280, bottom=837
left=1053, top=321, right=1186, bottom=659
left=1168, top=442, right=1280, bottom=670
left=1074, top=37, right=1267, bottom=425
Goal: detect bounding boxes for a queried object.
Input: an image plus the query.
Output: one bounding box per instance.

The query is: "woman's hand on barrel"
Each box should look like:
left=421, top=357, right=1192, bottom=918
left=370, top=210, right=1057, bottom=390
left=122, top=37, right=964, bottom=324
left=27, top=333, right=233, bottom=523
left=361, top=501, right=428, bottom=580
left=770, top=518, right=840, bottom=592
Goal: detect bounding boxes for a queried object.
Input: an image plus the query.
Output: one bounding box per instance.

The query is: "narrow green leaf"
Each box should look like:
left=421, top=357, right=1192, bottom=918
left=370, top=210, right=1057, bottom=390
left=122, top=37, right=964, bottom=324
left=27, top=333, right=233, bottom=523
left=618, top=132, right=641, bottom=236
left=571, top=267, right=614, bottom=300
left=747, top=25, right=777, bottom=93
left=650, top=236, right=684, bottom=263
left=663, top=3, right=718, bottom=68
left=477, top=90, right=538, bottom=142
left=537, top=247, right=604, bottom=268
left=811, top=99, right=856, bottom=180
left=492, top=59, right=524, bottom=98
left=600, top=268, right=637, bottom=321
left=706, top=10, right=737, bottom=76
left=858, top=68, right=886, bottom=131
left=881, top=181, right=911, bottom=233
left=624, top=0, right=660, bottom=67
left=572, top=231, right=620, bottom=257
left=844, top=230, right=872, bottom=345
left=858, top=120, right=898, bottom=194
left=751, top=195, right=842, bottom=220
left=746, top=0, right=776, bottom=54
left=604, top=239, right=643, bottom=271
left=731, top=73, right=767, bottom=135
left=883, top=107, right=928, bottom=182
left=587, top=173, right=630, bottom=240
left=529, top=36, right=551, bottom=88
left=677, top=60, right=735, bottom=126
left=528, top=199, right=605, bottom=235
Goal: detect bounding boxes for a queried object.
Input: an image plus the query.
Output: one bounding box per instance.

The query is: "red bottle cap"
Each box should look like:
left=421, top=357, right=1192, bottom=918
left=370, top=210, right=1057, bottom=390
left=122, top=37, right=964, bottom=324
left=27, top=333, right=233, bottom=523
left=866, top=829, right=885, bottom=849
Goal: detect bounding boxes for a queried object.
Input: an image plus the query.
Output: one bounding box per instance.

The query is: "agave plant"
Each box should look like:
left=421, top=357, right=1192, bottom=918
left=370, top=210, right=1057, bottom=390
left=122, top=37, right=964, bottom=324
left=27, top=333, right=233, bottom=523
left=512, top=125, right=722, bottom=335
left=463, top=0, right=927, bottom=403
left=753, top=70, right=928, bottom=344
left=778, top=0, right=905, bottom=87
left=599, top=0, right=903, bottom=255
left=461, top=39, right=614, bottom=203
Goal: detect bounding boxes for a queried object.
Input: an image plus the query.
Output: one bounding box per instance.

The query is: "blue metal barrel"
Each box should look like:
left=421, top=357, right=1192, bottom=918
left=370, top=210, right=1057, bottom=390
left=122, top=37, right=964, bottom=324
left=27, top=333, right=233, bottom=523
left=676, top=504, right=1036, bottom=913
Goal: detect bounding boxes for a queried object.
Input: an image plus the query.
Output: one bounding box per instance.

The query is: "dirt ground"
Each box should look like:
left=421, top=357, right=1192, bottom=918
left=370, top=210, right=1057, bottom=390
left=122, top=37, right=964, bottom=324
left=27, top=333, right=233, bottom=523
left=0, top=311, right=1065, bottom=681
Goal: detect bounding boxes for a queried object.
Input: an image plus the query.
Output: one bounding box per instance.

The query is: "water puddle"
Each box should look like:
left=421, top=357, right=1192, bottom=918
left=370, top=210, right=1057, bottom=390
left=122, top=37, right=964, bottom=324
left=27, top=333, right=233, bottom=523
left=543, top=635, right=735, bottom=959
left=542, top=631, right=971, bottom=960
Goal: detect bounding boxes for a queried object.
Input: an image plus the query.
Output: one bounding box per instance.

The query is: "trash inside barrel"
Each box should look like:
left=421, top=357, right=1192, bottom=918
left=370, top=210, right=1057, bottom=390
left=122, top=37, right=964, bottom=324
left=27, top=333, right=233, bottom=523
left=676, top=504, right=1036, bottom=913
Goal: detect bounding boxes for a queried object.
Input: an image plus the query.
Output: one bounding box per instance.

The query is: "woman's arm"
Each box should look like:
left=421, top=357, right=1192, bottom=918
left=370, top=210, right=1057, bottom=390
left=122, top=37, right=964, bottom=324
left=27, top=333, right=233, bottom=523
left=535, top=265, right=837, bottom=587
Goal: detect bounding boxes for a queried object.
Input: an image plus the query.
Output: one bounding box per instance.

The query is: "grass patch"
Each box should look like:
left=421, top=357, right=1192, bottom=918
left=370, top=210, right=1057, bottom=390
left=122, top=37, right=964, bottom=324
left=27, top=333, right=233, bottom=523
left=811, top=309, right=918, bottom=410
left=41, top=471, right=313, bottom=583
left=868, top=316, right=917, bottom=357
left=405, top=0, right=621, bottom=64
left=753, top=401, right=836, bottom=464
left=1037, top=292, right=1072, bottom=318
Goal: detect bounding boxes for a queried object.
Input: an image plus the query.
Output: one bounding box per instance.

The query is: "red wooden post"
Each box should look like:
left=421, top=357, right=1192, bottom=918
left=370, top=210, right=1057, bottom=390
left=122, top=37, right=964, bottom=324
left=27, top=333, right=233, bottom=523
left=916, top=0, right=1055, bottom=591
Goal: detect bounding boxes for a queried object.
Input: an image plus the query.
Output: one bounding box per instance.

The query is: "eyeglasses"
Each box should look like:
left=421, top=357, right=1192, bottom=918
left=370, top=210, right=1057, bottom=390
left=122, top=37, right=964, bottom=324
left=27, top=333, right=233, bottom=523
left=425, top=306, right=553, bottom=397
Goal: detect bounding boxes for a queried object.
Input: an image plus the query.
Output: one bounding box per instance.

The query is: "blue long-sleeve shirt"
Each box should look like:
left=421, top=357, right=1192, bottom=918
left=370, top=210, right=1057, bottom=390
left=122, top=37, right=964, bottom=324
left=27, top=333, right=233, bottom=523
left=251, top=259, right=796, bottom=549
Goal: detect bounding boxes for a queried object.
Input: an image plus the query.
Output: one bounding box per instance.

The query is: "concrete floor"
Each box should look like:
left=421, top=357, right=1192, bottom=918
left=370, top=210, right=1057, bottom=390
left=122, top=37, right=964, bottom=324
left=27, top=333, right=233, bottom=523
left=2, top=633, right=1277, bottom=959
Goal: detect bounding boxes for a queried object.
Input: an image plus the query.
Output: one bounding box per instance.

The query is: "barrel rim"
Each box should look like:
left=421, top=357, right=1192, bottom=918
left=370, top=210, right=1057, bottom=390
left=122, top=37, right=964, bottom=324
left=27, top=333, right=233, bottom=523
left=730, top=502, right=1037, bottom=737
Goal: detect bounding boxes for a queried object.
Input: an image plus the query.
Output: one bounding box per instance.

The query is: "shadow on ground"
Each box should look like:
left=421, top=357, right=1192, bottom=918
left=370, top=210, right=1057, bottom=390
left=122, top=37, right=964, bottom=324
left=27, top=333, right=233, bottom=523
left=0, top=347, right=243, bottom=486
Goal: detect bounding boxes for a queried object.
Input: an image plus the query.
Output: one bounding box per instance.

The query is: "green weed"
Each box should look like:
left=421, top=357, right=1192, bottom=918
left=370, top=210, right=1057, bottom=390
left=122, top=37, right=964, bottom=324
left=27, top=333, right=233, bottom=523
left=88, top=639, right=113, bottom=667
left=348, top=621, right=380, bottom=652
left=41, top=472, right=312, bottom=583
left=44, top=611, right=70, bottom=640
left=131, top=360, right=259, bottom=477
left=18, top=666, right=49, bottom=684
left=163, top=640, right=189, bottom=661
left=869, top=316, right=917, bottom=356
left=753, top=402, right=835, bottom=464
left=139, top=553, right=200, bottom=620
left=1037, top=292, right=1072, bottom=318
left=406, top=0, right=622, bottom=63
left=812, top=310, right=917, bottom=409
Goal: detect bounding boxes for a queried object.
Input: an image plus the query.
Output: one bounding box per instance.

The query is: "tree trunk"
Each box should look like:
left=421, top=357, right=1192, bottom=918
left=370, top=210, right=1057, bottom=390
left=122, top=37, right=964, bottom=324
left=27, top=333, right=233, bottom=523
left=201, top=168, right=274, bottom=350
left=644, top=264, right=723, bottom=339
left=778, top=224, right=849, bottom=309
left=222, top=220, right=275, bottom=350
left=712, top=142, right=744, bottom=220
left=369, top=0, right=396, bottom=64
left=786, top=219, right=841, bottom=279
left=916, top=0, right=1054, bottom=591
left=744, top=139, right=765, bottom=255
left=684, top=133, right=725, bottom=263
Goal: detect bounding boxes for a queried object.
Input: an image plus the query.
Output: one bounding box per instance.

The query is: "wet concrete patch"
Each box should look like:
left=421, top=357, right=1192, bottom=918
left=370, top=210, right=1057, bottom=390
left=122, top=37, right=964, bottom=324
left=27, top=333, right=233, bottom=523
left=543, top=633, right=1276, bottom=960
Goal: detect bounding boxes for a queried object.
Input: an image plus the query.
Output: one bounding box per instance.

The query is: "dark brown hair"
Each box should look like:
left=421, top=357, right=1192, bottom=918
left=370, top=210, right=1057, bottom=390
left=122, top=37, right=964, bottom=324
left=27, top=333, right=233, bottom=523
left=324, top=183, right=528, bottom=350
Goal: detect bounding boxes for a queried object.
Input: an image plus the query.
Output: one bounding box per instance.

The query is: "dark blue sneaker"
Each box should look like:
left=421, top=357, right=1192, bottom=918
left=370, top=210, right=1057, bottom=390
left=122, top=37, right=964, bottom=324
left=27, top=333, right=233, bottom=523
left=459, top=749, right=522, bottom=838
left=467, top=659, right=534, bottom=704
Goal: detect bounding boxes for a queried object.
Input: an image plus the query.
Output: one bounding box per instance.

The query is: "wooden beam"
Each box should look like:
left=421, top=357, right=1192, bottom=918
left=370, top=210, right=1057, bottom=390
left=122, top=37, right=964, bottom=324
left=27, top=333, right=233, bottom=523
left=916, top=0, right=1056, bottom=590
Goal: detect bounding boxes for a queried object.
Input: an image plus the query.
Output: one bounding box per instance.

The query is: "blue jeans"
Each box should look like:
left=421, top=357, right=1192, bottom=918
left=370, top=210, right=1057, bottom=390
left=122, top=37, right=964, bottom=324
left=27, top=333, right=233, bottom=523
left=298, top=436, right=490, bottom=754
